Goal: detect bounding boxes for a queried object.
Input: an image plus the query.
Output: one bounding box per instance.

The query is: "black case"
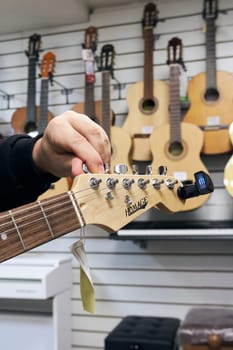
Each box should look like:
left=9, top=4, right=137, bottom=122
left=105, top=315, right=181, bottom=350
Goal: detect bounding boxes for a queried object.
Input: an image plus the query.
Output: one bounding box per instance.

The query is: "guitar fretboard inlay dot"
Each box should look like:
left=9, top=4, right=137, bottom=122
left=1, top=233, right=7, bottom=241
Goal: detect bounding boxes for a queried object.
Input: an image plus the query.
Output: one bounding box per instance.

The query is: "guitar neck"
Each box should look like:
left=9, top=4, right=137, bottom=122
left=206, top=18, right=217, bottom=88
left=38, top=78, right=49, bottom=133
left=169, top=64, right=182, bottom=143
left=144, top=27, right=154, bottom=99
left=101, top=70, right=111, bottom=140
left=0, top=193, right=80, bottom=263
left=85, top=81, right=95, bottom=118
left=26, top=56, right=37, bottom=122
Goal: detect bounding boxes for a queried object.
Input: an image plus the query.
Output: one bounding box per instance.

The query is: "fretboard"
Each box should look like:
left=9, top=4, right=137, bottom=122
left=144, top=27, right=154, bottom=100
left=85, top=82, right=95, bottom=119
left=101, top=70, right=111, bottom=140
left=206, top=18, right=217, bottom=89
left=26, top=56, right=37, bottom=122
left=38, top=78, right=49, bottom=133
left=0, top=193, right=80, bottom=263
left=169, top=64, right=182, bottom=143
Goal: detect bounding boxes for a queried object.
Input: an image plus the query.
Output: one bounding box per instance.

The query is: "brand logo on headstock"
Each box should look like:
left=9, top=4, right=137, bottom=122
left=125, top=197, right=148, bottom=217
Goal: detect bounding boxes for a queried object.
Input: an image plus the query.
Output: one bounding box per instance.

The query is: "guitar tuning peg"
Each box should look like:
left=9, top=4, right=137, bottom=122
left=146, top=164, right=153, bottom=175
left=114, top=164, right=128, bottom=174
left=158, top=165, right=168, bottom=175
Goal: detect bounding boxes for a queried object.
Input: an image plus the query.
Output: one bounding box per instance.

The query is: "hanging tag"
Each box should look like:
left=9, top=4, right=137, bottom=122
left=70, top=239, right=96, bottom=314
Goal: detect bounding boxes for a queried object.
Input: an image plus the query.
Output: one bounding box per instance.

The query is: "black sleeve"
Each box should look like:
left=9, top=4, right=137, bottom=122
left=0, top=134, right=59, bottom=211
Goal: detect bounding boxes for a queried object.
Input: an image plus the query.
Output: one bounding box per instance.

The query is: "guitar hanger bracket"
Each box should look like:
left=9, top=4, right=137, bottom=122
left=0, top=89, right=14, bottom=109
left=53, top=80, right=73, bottom=104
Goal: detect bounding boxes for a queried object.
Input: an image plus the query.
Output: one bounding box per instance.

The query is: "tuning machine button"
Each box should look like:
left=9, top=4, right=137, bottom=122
left=106, top=178, right=119, bottom=189
left=114, top=164, right=128, bottom=174
left=89, top=177, right=102, bottom=189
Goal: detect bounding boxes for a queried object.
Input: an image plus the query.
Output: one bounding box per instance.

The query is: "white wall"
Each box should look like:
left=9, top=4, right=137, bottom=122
left=1, top=0, right=233, bottom=349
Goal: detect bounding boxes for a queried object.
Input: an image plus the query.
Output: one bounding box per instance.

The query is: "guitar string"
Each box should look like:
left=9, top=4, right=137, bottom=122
left=0, top=178, right=151, bottom=237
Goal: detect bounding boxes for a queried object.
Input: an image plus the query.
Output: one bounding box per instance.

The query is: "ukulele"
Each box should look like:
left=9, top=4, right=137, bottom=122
left=183, top=0, right=233, bottom=155
left=11, top=33, right=41, bottom=134
left=223, top=122, right=233, bottom=196
left=150, top=37, right=211, bottom=211
left=99, top=44, right=132, bottom=172
left=72, top=26, right=102, bottom=121
left=123, top=3, right=169, bottom=161
left=37, top=52, right=71, bottom=200
left=0, top=170, right=214, bottom=263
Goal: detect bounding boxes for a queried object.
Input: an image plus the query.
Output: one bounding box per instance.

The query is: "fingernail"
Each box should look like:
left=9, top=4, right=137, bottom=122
left=98, top=164, right=105, bottom=173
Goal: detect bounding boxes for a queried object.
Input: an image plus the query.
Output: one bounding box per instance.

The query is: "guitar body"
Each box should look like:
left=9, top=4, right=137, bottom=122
left=224, top=122, right=233, bottom=196
left=71, top=100, right=102, bottom=124
left=123, top=80, right=169, bottom=161
left=11, top=106, right=53, bottom=134
left=150, top=122, right=211, bottom=211
left=184, top=71, right=233, bottom=154
left=110, top=125, right=132, bottom=172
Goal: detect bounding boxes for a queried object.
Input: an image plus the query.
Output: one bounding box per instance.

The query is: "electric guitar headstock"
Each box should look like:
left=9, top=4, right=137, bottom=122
left=72, top=169, right=214, bottom=232
left=203, top=0, right=218, bottom=20
left=99, top=44, right=115, bottom=77
left=39, top=51, right=56, bottom=81
left=142, top=2, right=159, bottom=30
left=25, top=33, right=41, bottom=60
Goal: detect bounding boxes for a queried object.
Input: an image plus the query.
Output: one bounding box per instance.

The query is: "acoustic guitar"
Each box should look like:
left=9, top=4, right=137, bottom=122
left=0, top=170, right=214, bottom=263
left=99, top=44, right=132, bottom=172
left=11, top=33, right=41, bottom=134
left=72, top=26, right=102, bottom=121
left=150, top=37, right=211, bottom=211
left=36, top=52, right=71, bottom=200
left=183, top=0, right=233, bottom=155
left=123, top=3, right=169, bottom=161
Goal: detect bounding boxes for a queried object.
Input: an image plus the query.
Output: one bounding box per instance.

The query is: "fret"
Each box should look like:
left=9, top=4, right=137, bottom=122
left=8, top=210, right=26, bottom=250
left=37, top=200, right=54, bottom=238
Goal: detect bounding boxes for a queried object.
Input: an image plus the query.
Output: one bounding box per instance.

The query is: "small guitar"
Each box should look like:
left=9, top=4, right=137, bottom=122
left=72, top=26, right=102, bottom=121
left=0, top=170, right=213, bottom=263
left=183, top=0, right=233, bottom=154
left=223, top=122, right=233, bottom=196
left=150, top=37, right=211, bottom=211
left=123, top=3, right=169, bottom=161
left=11, top=33, right=41, bottom=134
left=37, top=52, right=71, bottom=199
left=99, top=44, right=132, bottom=172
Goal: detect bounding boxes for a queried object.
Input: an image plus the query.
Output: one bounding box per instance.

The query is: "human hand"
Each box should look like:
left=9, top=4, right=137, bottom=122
left=32, top=111, right=111, bottom=177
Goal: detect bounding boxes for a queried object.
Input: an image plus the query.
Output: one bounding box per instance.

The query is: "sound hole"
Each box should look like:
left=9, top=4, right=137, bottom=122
left=169, top=141, right=183, bottom=156
left=140, top=98, right=157, bottom=114
left=204, top=87, right=219, bottom=102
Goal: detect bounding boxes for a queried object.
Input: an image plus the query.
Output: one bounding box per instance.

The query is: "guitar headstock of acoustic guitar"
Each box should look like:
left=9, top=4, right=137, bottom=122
left=142, top=2, right=159, bottom=29
left=203, top=0, right=218, bottom=20
left=72, top=167, right=214, bottom=233
left=40, top=51, right=56, bottom=81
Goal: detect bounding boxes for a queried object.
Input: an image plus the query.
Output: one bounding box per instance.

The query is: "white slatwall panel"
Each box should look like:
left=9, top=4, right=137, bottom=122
left=1, top=0, right=233, bottom=349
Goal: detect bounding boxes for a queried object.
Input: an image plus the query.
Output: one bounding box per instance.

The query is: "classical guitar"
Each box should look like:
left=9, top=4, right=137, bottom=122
left=99, top=44, right=132, bottom=172
left=72, top=26, right=102, bottom=121
left=223, top=122, right=233, bottom=196
left=37, top=52, right=71, bottom=200
left=0, top=170, right=213, bottom=263
left=11, top=33, right=41, bottom=134
left=183, top=0, right=233, bottom=154
left=150, top=37, right=211, bottom=211
left=123, top=3, right=169, bottom=161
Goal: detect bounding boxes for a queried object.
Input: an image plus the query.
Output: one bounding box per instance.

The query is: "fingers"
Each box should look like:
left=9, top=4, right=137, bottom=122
left=41, top=111, right=111, bottom=176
